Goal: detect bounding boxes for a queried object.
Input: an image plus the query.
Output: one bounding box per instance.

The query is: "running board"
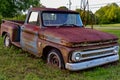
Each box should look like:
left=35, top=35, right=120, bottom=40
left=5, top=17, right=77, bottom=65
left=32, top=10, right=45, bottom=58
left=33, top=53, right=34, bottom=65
left=12, top=42, right=21, bottom=48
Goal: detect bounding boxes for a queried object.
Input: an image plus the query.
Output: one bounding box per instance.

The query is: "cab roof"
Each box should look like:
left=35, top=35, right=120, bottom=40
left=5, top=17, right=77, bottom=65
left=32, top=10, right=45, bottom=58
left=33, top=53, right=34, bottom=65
left=29, top=7, right=78, bottom=13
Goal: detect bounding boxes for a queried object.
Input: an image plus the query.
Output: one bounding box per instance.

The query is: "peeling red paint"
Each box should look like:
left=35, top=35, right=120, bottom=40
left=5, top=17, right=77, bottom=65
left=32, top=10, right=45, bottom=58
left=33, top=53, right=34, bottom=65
left=42, top=27, right=118, bottom=43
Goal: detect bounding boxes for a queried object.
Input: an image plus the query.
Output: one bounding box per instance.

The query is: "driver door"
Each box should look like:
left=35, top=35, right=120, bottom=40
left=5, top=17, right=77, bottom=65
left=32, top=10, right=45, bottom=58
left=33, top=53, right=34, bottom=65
left=20, top=11, right=40, bottom=55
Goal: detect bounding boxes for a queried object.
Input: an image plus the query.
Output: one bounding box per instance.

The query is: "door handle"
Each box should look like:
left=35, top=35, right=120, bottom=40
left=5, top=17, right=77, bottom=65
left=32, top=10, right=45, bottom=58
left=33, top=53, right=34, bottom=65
left=21, top=26, right=25, bottom=31
left=22, top=26, right=25, bottom=29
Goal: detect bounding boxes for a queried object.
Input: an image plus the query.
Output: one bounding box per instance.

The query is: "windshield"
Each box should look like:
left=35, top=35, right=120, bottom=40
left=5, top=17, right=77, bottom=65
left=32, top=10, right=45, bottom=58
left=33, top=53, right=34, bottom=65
left=42, top=12, right=83, bottom=27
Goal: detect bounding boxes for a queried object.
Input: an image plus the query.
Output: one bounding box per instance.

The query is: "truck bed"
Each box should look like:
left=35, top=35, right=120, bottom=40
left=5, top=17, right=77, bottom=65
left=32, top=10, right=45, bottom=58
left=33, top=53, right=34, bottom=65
left=1, top=20, right=24, bottom=48
left=2, top=20, right=24, bottom=26
left=0, top=20, right=24, bottom=34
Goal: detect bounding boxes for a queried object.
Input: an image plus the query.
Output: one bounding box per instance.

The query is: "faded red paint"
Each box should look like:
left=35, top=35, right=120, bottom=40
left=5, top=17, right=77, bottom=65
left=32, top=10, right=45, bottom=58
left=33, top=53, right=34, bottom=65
left=33, top=27, right=39, bottom=31
left=30, top=7, right=76, bottom=13
left=42, top=27, right=118, bottom=43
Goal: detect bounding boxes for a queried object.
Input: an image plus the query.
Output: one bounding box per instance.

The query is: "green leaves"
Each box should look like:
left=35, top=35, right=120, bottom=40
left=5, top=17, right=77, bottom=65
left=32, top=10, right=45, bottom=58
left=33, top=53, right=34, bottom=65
left=95, top=3, right=120, bottom=24
left=0, top=0, right=41, bottom=18
left=76, top=9, right=95, bottom=25
left=58, top=6, right=68, bottom=10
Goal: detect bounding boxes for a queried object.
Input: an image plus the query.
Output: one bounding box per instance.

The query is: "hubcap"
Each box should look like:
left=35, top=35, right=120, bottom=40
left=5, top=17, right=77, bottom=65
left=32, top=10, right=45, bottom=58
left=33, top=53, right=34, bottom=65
left=48, top=52, right=60, bottom=67
left=5, top=36, right=10, bottom=47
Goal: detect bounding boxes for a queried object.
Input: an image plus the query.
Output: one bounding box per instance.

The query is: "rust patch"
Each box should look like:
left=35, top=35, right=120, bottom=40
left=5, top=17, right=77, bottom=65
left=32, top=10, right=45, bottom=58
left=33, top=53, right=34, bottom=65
left=39, top=27, right=118, bottom=47
left=43, top=27, right=118, bottom=43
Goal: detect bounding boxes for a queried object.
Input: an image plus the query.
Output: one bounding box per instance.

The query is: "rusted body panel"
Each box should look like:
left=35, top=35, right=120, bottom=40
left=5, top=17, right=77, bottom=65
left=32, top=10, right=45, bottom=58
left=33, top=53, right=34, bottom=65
left=37, top=37, right=118, bottom=63
left=37, top=38, right=70, bottom=62
left=20, top=24, right=39, bottom=55
left=41, top=27, right=118, bottom=47
left=1, top=20, right=23, bottom=42
left=42, top=27, right=118, bottom=43
left=37, top=27, right=118, bottom=63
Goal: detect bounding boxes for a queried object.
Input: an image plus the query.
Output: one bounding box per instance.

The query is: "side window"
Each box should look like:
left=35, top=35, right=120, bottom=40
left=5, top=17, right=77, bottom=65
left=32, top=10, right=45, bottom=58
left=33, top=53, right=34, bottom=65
left=28, top=12, right=39, bottom=26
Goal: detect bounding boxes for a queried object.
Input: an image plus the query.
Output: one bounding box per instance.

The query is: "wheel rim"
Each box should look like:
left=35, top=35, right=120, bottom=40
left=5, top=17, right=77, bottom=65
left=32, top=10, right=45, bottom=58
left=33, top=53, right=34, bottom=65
left=5, top=36, right=10, bottom=47
left=48, top=52, right=60, bottom=67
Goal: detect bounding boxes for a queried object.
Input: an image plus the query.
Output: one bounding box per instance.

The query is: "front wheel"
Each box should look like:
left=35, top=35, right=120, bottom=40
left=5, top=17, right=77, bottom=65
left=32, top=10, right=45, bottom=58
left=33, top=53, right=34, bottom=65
left=4, top=34, right=11, bottom=47
left=47, top=49, right=65, bottom=69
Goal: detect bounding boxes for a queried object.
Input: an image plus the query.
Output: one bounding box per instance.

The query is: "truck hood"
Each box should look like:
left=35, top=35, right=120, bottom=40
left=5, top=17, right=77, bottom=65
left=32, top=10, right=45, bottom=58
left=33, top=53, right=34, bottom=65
left=41, top=27, right=118, bottom=47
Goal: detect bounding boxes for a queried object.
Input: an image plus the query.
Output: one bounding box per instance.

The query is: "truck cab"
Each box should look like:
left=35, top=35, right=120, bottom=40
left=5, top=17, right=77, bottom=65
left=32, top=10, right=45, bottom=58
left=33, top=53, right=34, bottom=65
left=1, top=8, right=119, bottom=71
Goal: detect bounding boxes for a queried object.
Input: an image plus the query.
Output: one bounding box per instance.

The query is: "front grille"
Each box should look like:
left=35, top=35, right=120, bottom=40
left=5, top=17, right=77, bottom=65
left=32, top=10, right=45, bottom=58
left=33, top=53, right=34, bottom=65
left=82, top=50, right=113, bottom=58
left=80, top=46, right=116, bottom=60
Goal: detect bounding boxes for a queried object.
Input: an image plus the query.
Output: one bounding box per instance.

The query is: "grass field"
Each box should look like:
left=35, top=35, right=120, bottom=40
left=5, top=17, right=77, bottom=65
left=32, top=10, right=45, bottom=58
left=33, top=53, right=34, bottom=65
left=0, top=25, right=120, bottom=80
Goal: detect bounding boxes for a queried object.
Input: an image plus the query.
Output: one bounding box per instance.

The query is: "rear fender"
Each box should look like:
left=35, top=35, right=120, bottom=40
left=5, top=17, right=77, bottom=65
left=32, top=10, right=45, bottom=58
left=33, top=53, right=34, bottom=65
left=1, top=23, right=20, bottom=42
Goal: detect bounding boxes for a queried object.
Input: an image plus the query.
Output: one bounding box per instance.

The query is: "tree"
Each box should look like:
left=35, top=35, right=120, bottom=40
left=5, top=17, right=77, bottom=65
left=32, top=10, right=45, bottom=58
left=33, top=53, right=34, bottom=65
left=95, top=3, right=120, bottom=24
left=0, top=0, right=41, bottom=17
left=58, top=6, right=68, bottom=10
left=0, top=0, right=17, bottom=17
left=76, top=9, right=95, bottom=25
left=16, top=0, right=41, bottom=12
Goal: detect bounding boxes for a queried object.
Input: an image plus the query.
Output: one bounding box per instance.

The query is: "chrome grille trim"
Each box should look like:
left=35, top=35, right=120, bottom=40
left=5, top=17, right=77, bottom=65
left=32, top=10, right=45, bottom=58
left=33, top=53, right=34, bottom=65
left=77, top=46, right=117, bottom=60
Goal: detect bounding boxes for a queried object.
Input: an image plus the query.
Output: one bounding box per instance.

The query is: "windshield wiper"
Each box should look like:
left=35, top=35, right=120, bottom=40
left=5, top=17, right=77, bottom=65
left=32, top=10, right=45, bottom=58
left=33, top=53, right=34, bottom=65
left=59, top=24, right=79, bottom=27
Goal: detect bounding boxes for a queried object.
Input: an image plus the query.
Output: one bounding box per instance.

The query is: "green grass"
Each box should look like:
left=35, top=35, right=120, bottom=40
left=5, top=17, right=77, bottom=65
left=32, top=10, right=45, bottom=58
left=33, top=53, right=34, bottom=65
left=86, top=23, right=120, bottom=30
left=0, top=25, right=120, bottom=80
left=87, top=23, right=120, bottom=27
left=99, top=23, right=120, bottom=27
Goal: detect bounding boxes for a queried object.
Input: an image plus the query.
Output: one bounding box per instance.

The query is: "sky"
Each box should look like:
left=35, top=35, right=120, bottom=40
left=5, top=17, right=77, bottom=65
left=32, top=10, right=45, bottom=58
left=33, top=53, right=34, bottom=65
left=41, top=0, right=120, bottom=13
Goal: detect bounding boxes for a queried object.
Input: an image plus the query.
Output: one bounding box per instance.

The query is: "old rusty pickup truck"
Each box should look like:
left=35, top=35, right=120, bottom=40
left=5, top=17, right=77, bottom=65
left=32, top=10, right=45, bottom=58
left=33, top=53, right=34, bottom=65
left=0, top=8, right=119, bottom=71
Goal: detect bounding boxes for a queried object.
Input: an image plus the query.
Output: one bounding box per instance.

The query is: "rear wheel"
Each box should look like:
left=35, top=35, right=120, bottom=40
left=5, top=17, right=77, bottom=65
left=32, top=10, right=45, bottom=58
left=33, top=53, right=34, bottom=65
left=4, top=34, right=11, bottom=47
left=47, top=49, right=65, bottom=69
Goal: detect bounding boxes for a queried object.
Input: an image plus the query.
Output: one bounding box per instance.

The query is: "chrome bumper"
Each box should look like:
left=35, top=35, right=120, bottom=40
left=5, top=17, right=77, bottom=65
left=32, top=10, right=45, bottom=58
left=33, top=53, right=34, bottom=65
left=66, top=54, right=119, bottom=71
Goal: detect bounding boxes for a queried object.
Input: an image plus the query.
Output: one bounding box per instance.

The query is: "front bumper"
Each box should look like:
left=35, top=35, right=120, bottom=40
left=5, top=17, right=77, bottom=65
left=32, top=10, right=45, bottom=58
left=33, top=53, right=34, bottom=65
left=66, top=54, right=119, bottom=71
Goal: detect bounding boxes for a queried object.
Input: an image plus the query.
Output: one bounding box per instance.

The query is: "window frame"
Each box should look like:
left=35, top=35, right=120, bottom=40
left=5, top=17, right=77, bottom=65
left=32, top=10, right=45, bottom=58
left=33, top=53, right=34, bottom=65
left=41, top=11, right=83, bottom=27
left=27, top=11, right=40, bottom=26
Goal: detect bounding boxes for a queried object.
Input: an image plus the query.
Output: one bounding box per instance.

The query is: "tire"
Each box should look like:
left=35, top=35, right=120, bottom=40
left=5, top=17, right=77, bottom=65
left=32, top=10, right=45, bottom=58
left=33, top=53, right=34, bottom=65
left=47, top=49, right=65, bottom=69
left=4, top=34, right=11, bottom=47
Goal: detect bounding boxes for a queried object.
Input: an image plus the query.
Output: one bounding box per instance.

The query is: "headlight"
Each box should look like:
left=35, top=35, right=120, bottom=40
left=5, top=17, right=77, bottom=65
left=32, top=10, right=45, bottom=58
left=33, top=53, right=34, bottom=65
left=71, top=52, right=81, bottom=62
left=114, top=46, right=119, bottom=54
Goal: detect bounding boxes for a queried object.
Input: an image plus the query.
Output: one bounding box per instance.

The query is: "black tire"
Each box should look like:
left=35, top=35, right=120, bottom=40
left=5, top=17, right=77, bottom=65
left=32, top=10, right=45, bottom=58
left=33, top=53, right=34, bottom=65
left=4, top=34, right=11, bottom=47
left=47, top=49, right=65, bottom=69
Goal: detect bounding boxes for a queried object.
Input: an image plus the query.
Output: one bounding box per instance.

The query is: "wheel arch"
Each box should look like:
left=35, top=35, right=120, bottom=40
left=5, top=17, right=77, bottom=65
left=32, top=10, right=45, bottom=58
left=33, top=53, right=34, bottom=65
left=42, top=46, right=61, bottom=59
left=2, top=31, right=7, bottom=37
left=42, top=45, right=65, bottom=69
left=42, top=46, right=64, bottom=61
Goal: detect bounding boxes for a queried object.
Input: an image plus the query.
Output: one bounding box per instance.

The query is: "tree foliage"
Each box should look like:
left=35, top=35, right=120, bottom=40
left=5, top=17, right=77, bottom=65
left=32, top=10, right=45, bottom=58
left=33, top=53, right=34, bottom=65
left=0, top=0, right=41, bottom=18
left=76, top=9, right=95, bottom=25
left=95, top=3, right=120, bottom=24
left=58, top=6, right=68, bottom=10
